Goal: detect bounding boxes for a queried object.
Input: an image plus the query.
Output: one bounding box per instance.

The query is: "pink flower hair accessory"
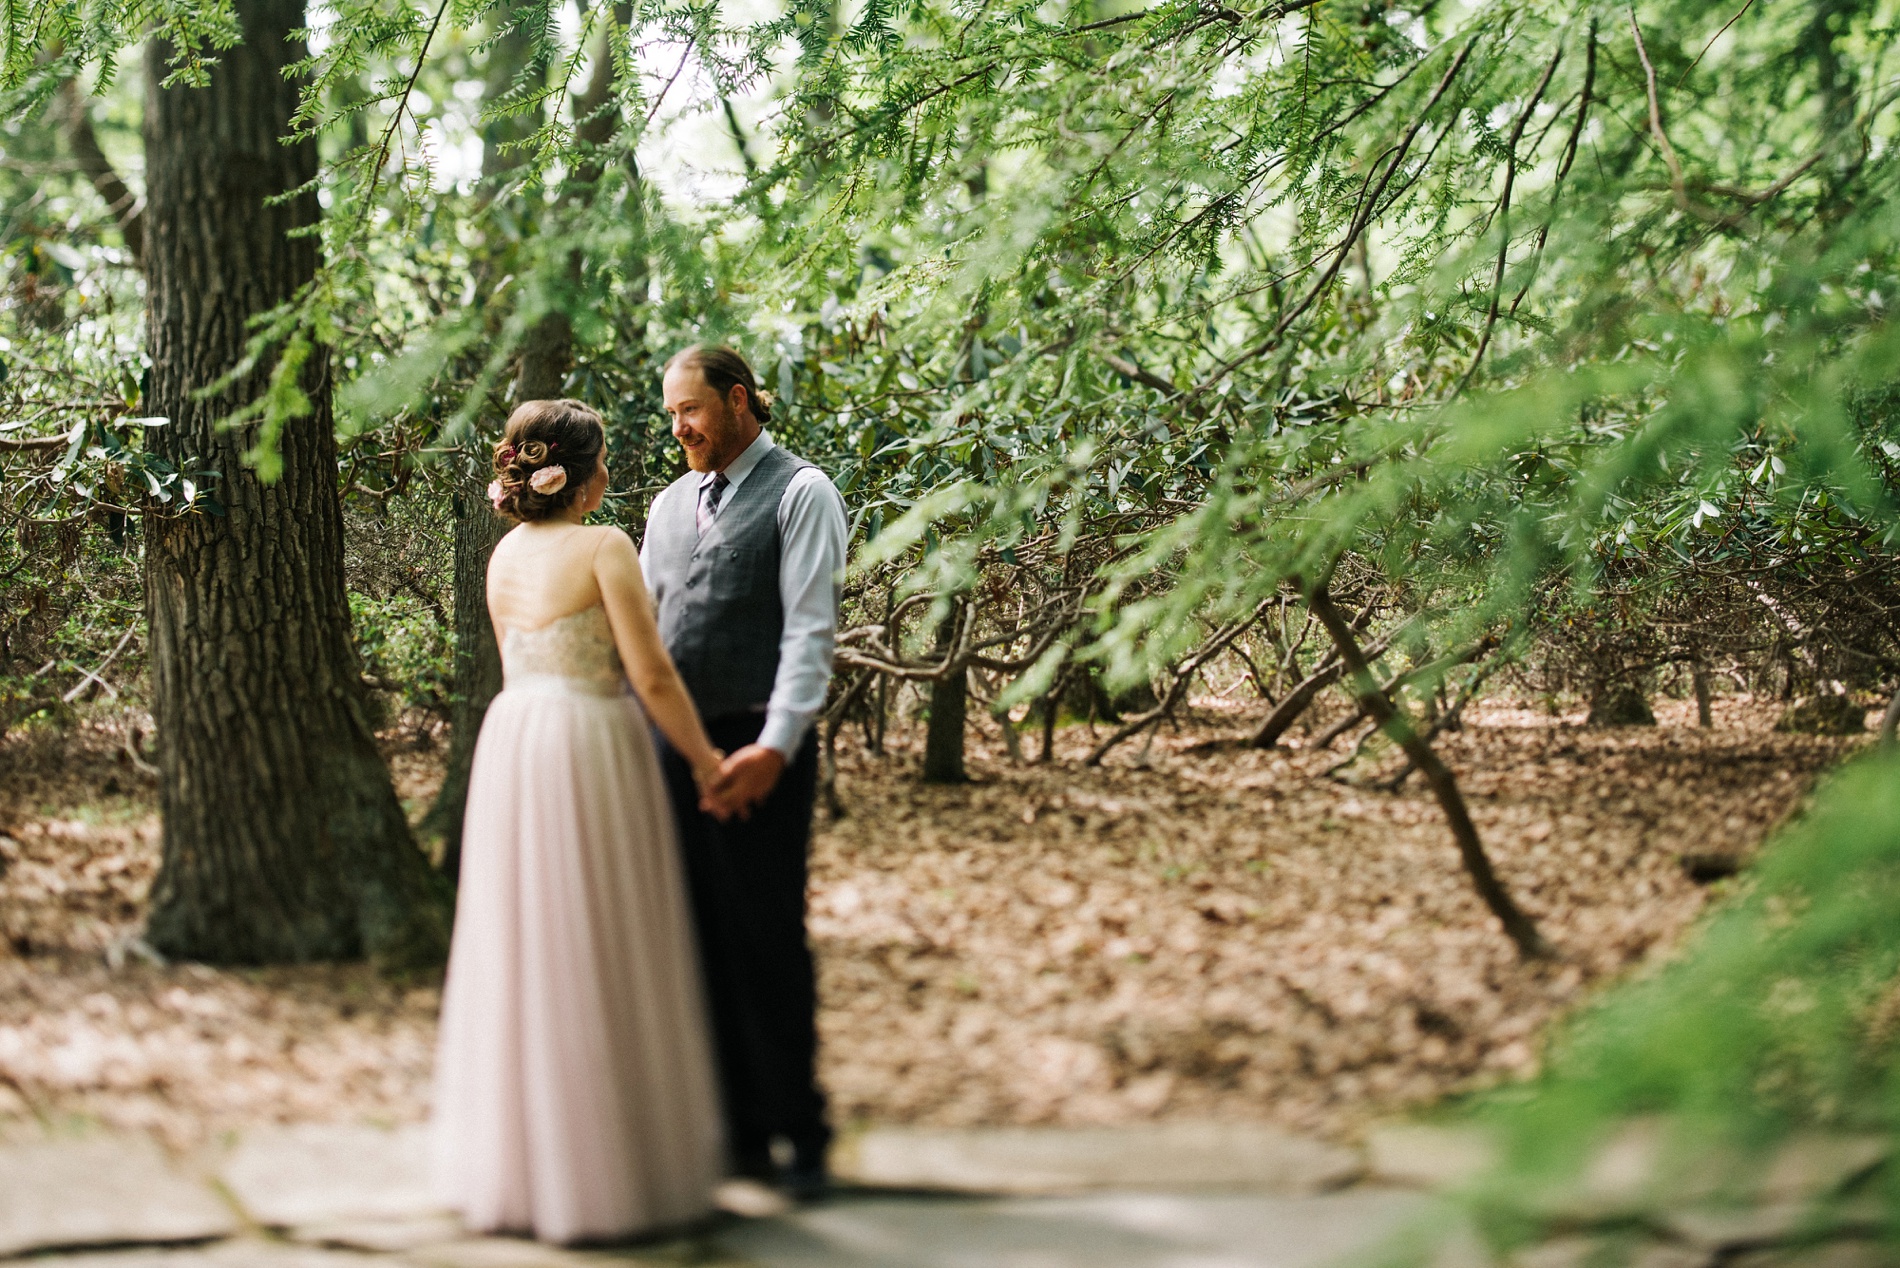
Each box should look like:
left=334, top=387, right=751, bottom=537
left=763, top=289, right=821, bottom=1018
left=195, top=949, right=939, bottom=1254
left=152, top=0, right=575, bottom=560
left=487, top=479, right=507, bottom=508
left=529, top=465, right=568, bottom=495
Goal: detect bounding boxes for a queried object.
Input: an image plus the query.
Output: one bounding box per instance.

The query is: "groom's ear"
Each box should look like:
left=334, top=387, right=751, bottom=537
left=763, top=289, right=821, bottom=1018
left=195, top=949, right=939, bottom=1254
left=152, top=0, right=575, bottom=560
left=728, top=382, right=752, bottom=420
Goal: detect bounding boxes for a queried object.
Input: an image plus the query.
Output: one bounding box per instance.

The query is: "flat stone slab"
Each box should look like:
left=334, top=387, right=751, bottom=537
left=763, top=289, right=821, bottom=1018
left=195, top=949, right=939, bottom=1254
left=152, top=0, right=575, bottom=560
left=219, top=1123, right=444, bottom=1229
left=44, top=1244, right=370, bottom=1267
left=1366, top=1124, right=1500, bottom=1191
left=1730, top=1243, right=1899, bottom=1268
left=1517, top=1236, right=1711, bottom=1268
left=1500, top=1124, right=1886, bottom=1225
left=1662, top=1197, right=1885, bottom=1251
left=837, top=1123, right=1364, bottom=1194
left=718, top=1188, right=1438, bottom=1268
left=289, top=1213, right=468, bottom=1252
left=402, top=1237, right=730, bottom=1266
left=0, top=1135, right=236, bottom=1257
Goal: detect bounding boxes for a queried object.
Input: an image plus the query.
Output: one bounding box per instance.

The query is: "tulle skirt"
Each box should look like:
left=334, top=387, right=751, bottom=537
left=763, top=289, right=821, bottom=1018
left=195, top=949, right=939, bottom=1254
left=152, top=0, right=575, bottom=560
left=432, top=677, right=723, bottom=1243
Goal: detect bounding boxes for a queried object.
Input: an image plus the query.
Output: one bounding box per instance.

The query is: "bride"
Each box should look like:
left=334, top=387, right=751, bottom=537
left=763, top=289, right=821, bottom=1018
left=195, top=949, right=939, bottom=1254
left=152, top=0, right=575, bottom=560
left=432, top=398, right=729, bottom=1243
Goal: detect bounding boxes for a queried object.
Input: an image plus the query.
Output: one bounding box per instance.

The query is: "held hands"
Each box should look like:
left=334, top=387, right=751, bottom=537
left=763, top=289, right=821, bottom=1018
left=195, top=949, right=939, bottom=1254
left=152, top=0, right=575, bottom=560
left=690, top=749, right=728, bottom=817
left=699, top=744, right=786, bottom=823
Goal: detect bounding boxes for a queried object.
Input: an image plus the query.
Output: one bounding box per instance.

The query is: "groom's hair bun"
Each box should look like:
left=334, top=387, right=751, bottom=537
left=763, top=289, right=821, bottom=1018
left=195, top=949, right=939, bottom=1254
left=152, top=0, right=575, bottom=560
left=491, top=399, right=607, bottom=523
left=665, top=345, right=773, bottom=423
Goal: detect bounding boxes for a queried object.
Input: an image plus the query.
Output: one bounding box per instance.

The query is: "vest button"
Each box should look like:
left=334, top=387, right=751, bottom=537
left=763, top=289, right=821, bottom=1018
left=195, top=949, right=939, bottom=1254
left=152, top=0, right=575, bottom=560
left=729, top=549, right=739, bottom=559
left=685, top=577, right=697, bottom=588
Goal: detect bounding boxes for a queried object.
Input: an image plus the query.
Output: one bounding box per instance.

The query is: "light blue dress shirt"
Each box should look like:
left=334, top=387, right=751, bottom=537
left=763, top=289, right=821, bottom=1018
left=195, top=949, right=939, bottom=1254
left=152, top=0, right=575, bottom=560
left=639, top=431, right=849, bottom=758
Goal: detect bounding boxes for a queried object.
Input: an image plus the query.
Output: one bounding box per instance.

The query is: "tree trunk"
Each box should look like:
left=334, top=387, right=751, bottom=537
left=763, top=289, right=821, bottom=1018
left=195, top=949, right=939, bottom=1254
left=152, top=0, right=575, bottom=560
left=427, top=4, right=648, bottom=875
left=922, top=614, right=968, bottom=783
left=923, top=669, right=969, bottom=782
left=139, top=0, right=448, bottom=967
left=424, top=7, right=551, bottom=875
left=507, top=2, right=634, bottom=403
left=422, top=488, right=507, bottom=880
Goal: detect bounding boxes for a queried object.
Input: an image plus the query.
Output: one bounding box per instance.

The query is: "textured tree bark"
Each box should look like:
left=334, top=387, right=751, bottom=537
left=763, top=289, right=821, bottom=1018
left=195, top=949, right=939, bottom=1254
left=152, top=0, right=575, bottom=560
left=508, top=2, right=632, bottom=402
left=140, top=0, right=448, bottom=967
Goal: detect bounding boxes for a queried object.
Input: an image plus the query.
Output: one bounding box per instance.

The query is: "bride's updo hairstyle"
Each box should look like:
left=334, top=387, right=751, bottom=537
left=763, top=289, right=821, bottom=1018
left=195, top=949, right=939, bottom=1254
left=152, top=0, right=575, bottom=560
left=489, top=399, right=606, bottom=522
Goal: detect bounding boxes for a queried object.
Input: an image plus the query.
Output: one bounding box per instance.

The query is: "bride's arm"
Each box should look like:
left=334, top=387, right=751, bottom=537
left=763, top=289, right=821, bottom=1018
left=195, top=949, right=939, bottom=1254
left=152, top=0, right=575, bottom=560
left=593, top=528, right=725, bottom=789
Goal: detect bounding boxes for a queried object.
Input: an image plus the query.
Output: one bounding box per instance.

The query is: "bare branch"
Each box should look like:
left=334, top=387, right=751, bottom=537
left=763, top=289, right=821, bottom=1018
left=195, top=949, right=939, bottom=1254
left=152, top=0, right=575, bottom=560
left=0, top=434, right=71, bottom=453
left=1306, top=585, right=1550, bottom=960
left=1629, top=7, right=1688, bottom=213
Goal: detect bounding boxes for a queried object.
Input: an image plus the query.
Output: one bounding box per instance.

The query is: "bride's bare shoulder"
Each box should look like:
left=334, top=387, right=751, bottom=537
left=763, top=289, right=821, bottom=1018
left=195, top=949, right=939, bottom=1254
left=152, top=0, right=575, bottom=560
left=490, top=521, right=543, bottom=551
left=589, top=524, right=642, bottom=570
left=590, top=525, right=638, bottom=564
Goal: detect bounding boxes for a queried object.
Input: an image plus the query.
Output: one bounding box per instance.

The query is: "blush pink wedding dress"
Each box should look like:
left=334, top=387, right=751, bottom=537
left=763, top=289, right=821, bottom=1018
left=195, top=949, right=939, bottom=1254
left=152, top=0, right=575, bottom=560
left=432, top=605, right=723, bottom=1243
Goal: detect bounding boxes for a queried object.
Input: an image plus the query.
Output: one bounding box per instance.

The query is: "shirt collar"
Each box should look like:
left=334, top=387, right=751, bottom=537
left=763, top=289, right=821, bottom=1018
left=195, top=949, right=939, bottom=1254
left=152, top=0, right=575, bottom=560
left=701, top=430, right=775, bottom=492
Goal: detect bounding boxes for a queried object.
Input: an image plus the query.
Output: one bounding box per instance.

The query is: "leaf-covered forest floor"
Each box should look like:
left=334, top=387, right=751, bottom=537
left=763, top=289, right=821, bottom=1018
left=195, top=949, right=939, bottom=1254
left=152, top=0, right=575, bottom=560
left=0, top=694, right=1863, bottom=1151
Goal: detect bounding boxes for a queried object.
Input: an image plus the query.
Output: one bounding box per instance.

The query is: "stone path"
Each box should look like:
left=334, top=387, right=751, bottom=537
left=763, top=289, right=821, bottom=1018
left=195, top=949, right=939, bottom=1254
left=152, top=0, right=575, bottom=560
left=0, top=1121, right=1890, bottom=1267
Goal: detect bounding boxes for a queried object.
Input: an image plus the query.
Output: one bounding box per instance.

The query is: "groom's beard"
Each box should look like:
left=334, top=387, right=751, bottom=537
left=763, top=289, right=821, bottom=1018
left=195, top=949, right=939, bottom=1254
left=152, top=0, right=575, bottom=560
left=686, top=402, right=747, bottom=473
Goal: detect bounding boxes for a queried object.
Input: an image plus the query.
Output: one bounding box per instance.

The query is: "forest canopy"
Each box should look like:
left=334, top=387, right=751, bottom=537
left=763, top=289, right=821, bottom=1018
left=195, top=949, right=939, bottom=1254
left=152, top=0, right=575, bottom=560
left=10, top=0, right=1900, bottom=701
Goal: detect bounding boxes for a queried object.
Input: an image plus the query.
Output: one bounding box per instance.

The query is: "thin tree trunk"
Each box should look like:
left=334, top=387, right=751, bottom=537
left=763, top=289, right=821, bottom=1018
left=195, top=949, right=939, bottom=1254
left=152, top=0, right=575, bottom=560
left=1250, top=605, right=1380, bottom=748
left=1037, top=670, right=1063, bottom=763
left=922, top=613, right=968, bottom=783
left=430, top=5, right=645, bottom=874
left=1251, top=659, right=1343, bottom=747
left=923, top=670, right=968, bottom=782
left=140, top=0, right=447, bottom=967
left=56, top=79, right=144, bottom=267
left=1307, top=586, right=1549, bottom=960
left=426, top=7, right=552, bottom=875
left=513, top=3, right=632, bottom=401
left=423, top=491, right=507, bottom=880
left=1311, top=639, right=1493, bottom=748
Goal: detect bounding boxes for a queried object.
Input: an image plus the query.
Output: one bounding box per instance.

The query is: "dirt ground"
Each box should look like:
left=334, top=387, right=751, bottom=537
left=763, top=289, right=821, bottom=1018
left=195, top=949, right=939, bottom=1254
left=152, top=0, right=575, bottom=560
left=0, top=693, right=1863, bottom=1150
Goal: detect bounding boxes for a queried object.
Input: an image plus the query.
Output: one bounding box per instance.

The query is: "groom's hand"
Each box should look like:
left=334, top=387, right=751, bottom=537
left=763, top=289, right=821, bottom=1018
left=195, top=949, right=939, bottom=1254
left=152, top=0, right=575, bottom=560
left=711, top=745, right=786, bottom=821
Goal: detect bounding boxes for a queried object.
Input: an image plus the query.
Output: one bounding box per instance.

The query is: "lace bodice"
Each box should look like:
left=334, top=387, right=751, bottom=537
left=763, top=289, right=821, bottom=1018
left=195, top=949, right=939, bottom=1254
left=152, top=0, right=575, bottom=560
left=501, top=605, right=625, bottom=697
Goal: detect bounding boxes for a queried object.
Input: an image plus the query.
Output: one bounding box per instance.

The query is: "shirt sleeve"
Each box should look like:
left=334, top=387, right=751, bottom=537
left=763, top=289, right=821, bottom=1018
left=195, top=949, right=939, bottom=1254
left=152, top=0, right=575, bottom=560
left=757, top=467, right=848, bottom=758
left=638, top=487, right=664, bottom=607
left=637, top=496, right=653, bottom=573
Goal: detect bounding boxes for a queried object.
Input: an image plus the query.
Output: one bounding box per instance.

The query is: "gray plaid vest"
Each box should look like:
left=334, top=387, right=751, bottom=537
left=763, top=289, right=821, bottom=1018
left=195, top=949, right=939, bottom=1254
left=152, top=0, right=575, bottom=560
left=644, top=444, right=815, bottom=718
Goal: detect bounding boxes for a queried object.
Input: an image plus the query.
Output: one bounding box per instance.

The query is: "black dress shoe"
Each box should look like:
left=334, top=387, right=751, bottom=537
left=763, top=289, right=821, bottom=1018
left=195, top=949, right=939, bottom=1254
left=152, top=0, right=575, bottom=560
left=781, top=1161, right=830, bottom=1202
left=731, top=1144, right=777, bottom=1184
left=783, top=1140, right=831, bottom=1201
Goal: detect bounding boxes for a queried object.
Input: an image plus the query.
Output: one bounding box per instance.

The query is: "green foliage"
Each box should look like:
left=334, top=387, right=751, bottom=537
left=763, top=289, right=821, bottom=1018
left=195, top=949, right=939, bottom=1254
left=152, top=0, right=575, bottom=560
left=7, top=0, right=1900, bottom=724
left=1414, top=749, right=1900, bottom=1248
left=351, top=591, right=454, bottom=710
left=723, top=0, right=1900, bottom=690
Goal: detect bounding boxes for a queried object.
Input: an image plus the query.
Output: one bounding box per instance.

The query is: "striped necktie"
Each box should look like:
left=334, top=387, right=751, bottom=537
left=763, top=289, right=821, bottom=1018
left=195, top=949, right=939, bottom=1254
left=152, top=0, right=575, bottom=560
left=696, top=472, right=730, bottom=537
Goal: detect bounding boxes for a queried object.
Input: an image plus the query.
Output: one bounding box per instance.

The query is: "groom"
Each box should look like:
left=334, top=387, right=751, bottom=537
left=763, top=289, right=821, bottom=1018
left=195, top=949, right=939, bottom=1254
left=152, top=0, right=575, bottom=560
left=642, top=345, right=848, bottom=1199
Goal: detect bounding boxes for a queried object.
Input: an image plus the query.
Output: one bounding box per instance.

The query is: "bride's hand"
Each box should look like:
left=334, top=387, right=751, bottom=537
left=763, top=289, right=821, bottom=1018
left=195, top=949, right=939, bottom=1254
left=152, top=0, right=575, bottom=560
left=692, top=748, right=727, bottom=792
left=692, top=749, right=731, bottom=819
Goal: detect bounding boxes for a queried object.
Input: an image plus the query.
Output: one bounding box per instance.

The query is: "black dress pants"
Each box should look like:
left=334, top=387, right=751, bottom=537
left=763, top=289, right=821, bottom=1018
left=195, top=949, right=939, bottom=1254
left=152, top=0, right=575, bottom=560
left=659, top=715, right=829, bottom=1165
